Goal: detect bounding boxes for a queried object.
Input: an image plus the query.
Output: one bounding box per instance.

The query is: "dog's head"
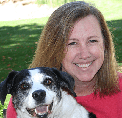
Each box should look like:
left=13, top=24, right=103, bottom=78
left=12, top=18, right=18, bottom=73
left=0, top=67, right=76, bottom=118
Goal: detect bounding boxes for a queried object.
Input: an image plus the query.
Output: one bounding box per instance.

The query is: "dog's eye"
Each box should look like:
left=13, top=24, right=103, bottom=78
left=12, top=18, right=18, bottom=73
left=44, top=79, right=52, bottom=86
left=21, top=83, right=29, bottom=90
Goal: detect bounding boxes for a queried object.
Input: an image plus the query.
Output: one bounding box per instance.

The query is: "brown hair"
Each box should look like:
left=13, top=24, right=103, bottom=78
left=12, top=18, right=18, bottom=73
left=29, top=1, right=119, bottom=96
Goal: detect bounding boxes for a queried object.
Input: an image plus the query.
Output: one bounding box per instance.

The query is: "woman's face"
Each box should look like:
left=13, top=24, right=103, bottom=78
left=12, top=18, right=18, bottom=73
left=62, top=15, right=104, bottom=82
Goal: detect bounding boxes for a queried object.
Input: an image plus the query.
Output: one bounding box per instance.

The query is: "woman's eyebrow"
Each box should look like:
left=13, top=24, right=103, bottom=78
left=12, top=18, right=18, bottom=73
left=68, top=36, right=99, bottom=41
left=87, top=36, right=99, bottom=39
left=68, top=38, right=79, bottom=41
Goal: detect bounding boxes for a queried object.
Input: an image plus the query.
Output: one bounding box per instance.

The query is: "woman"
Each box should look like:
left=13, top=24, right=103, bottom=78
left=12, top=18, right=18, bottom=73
left=7, top=1, right=122, bottom=118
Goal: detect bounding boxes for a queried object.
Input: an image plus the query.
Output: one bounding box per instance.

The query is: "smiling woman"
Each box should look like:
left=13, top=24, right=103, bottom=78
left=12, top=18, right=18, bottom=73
left=6, top=1, right=122, bottom=118
left=29, top=1, right=119, bottom=97
left=62, top=15, right=104, bottom=85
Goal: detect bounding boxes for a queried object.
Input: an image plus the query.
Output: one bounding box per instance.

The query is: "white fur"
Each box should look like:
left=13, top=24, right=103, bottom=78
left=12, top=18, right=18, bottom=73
left=48, top=90, right=89, bottom=118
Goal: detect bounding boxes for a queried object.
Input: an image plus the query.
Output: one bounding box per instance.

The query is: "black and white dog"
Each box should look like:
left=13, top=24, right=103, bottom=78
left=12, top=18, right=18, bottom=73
left=0, top=67, right=96, bottom=118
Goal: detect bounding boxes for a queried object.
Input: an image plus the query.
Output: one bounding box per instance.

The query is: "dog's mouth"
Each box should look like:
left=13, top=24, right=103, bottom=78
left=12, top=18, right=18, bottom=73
left=26, top=102, right=53, bottom=117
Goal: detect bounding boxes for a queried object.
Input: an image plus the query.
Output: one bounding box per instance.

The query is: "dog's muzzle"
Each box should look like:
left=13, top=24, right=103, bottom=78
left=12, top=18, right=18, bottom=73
left=26, top=90, right=53, bottom=118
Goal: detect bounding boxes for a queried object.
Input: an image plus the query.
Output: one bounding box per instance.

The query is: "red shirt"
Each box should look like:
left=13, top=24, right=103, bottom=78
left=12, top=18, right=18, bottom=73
left=7, top=73, right=122, bottom=118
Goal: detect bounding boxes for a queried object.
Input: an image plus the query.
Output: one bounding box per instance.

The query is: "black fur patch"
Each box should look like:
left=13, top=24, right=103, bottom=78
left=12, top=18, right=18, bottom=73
left=89, top=112, right=96, bottom=118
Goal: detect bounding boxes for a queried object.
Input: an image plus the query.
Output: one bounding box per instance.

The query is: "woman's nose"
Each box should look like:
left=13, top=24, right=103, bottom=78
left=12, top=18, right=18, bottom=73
left=77, top=45, right=91, bottom=60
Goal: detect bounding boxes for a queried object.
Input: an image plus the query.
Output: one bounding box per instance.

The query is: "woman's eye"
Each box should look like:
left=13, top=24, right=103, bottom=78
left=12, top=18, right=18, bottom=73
left=21, top=83, right=29, bottom=90
left=89, top=40, right=98, bottom=43
left=68, top=42, right=77, bottom=45
left=44, top=79, right=52, bottom=86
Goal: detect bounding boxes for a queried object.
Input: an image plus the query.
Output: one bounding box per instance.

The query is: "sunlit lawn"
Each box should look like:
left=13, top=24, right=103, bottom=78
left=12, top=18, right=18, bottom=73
left=0, top=17, right=48, bottom=82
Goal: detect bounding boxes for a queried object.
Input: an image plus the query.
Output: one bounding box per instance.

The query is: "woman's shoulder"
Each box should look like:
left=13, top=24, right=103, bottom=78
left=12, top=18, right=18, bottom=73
left=118, top=72, right=122, bottom=84
left=118, top=72, right=122, bottom=89
left=118, top=72, right=122, bottom=79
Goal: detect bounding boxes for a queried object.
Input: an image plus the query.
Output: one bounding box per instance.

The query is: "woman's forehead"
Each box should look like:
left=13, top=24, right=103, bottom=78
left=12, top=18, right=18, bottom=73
left=68, top=15, right=103, bottom=40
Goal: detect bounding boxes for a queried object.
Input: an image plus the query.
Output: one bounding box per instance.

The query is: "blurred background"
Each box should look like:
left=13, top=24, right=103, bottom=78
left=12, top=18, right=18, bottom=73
left=0, top=0, right=122, bottom=117
left=0, top=0, right=122, bottom=20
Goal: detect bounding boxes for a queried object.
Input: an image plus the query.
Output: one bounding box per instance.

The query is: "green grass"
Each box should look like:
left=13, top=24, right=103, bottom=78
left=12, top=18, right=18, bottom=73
left=85, top=0, right=122, bottom=20
left=0, top=0, right=122, bottom=117
left=107, top=20, right=122, bottom=65
left=0, top=17, right=48, bottom=82
left=0, top=17, right=49, bottom=117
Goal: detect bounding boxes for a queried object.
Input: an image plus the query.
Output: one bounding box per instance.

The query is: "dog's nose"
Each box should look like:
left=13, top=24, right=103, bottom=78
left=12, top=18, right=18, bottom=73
left=32, top=90, right=46, bottom=101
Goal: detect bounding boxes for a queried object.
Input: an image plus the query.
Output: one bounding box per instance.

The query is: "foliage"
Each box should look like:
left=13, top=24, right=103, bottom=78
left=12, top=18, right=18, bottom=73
left=36, top=0, right=76, bottom=7
left=0, top=95, right=11, bottom=118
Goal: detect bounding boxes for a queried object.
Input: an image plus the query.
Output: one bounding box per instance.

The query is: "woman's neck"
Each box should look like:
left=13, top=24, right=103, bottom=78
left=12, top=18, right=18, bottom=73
left=74, top=78, right=96, bottom=96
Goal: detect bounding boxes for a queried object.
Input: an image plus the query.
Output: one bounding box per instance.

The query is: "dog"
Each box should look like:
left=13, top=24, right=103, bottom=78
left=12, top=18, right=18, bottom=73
left=0, top=67, right=96, bottom=118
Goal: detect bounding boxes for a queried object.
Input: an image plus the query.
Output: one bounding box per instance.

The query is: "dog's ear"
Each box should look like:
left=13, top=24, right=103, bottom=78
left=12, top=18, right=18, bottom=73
left=51, top=68, right=76, bottom=97
left=0, top=70, right=18, bottom=105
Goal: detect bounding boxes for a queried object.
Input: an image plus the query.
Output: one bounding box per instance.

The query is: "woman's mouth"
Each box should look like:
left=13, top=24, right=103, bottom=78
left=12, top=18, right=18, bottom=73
left=75, top=62, right=93, bottom=68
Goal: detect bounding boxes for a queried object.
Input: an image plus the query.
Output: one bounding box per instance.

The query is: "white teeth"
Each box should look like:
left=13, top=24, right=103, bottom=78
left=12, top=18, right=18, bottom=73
left=35, top=109, right=37, bottom=114
left=35, top=106, right=48, bottom=115
left=35, top=109, right=44, bottom=115
left=47, top=105, right=48, bottom=112
left=76, top=62, right=92, bottom=68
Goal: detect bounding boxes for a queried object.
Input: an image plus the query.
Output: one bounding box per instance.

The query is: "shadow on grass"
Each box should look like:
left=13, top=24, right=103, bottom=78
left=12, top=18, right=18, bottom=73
left=0, top=23, right=44, bottom=82
left=0, top=19, right=122, bottom=83
left=107, top=19, right=122, bottom=64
